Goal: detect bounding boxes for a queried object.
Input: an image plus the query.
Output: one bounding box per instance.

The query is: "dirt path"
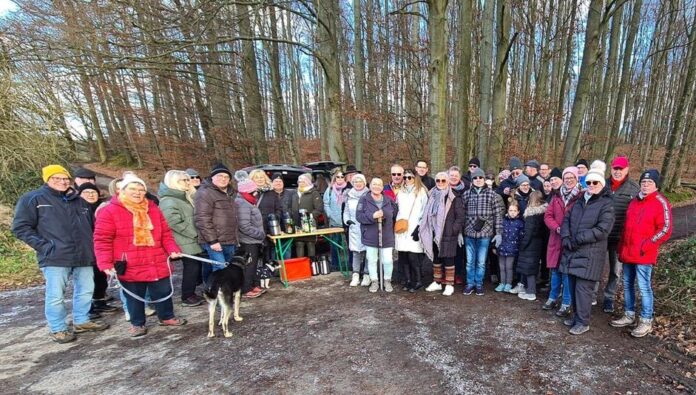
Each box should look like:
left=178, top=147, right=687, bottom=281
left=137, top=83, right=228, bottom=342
left=1, top=269, right=693, bottom=394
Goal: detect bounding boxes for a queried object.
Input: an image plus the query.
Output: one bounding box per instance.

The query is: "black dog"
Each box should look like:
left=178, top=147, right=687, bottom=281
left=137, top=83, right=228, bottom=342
left=204, top=255, right=246, bottom=338
left=256, top=260, right=280, bottom=289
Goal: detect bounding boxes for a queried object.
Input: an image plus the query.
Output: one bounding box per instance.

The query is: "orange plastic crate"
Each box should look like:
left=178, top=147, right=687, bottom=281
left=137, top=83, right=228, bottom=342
left=282, top=257, right=312, bottom=282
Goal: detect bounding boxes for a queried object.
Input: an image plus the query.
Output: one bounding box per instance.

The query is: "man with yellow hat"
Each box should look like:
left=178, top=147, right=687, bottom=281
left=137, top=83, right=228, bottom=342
left=12, top=164, right=109, bottom=343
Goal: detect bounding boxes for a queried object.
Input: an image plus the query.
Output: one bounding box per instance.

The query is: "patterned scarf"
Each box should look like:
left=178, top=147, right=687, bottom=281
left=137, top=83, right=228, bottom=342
left=118, top=194, right=155, bottom=247
left=420, top=187, right=453, bottom=262
left=560, top=184, right=580, bottom=206
left=332, top=183, right=346, bottom=205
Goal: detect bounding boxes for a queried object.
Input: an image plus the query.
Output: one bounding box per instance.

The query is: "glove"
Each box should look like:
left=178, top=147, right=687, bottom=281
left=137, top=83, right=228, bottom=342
left=411, top=225, right=420, bottom=242
left=492, top=234, right=502, bottom=248
left=458, top=233, right=464, bottom=247
left=562, top=237, right=577, bottom=251
left=346, top=220, right=355, bottom=226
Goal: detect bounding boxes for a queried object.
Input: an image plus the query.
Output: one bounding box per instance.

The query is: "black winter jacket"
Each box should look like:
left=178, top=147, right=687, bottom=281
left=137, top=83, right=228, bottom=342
left=559, top=187, right=615, bottom=281
left=607, top=177, right=639, bottom=244
left=255, top=189, right=282, bottom=233
left=516, top=204, right=549, bottom=276
left=12, top=185, right=96, bottom=267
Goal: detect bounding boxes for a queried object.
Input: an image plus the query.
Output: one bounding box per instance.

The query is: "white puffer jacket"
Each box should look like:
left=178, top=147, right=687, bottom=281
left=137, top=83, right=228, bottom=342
left=343, top=187, right=368, bottom=252
left=395, top=185, right=428, bottom=253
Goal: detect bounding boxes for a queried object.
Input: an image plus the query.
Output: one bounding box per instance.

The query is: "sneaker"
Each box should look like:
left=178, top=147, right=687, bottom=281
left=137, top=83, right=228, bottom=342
left=144, top=306, right=156, bottom=316
left=409, top=282, right=423, bottom=293
left=509, top=283, right=525, bottom=294
left=182, top=295, right=203, bottom=307
left=243, top=289, right=262, bottom=298
left=463, top=285, right=474, bottom=295
left=254, top=286, right=267, bottom=295
left=349, top=273, right=360, bottom=287
left=494, top=283, right=505, bottom=292
left=631, top=318, right=653, bottom=338
left=384, top=280, right=393, bottom=293
left=518, top=292, right=536, bottom=301
left=503, top=284, right=512, bottom=292
left=602, top=299, right=615, bottom=313
left=542, top=299, right=558, bottom=310
left=50, top=330, right=76, bottom=344
left=569, top=324, right=590, bottom=335
left=475, top=286, right=484, bottom=296
left=159, top=317, right=187, bottom=326
left=369, top=282, right=379, bottom=293
left=425, top=282, right=442, bottom=292
left=73, top=320, right=110, bottom=333
left=563, top=318, right=575, bottom=327
left=442, top=285, right=454, bottom=296
left=555, top=305, right=571, bottom=317
left=129, top=325, right=147, bottom=337
left=92, top=301, right=119, bottom=313
left=360, top=275, right=371, bottom=287
left=610, top=313, right=636, bottom=328
left=591, top=296, right=597, bottom=306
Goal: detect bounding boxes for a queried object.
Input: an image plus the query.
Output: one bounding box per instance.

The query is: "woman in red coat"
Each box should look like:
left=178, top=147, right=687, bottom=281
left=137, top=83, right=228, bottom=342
left=94, top=174, right=186, bottom=337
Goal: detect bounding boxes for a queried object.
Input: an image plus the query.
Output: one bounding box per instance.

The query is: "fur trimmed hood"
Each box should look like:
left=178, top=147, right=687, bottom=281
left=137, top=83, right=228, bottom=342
left=523, top=203, right=548, bottom=217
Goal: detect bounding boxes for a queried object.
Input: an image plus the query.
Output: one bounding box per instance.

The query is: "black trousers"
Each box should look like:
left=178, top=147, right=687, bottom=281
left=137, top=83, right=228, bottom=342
left=398, top=251, right=424, bottom=286
left=180, top=256, right=202, bottom=301
left=92, top=265, right=108, bottom=300
left=568, top=274, right=595, bottom=326
left=239, top=243, right=261, bottom=293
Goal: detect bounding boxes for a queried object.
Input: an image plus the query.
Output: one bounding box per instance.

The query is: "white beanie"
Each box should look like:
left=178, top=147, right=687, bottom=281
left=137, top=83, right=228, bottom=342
left=585, top=169, right=606, bottom=187
left=119, top=174, right=147, bottom=191
left=590, top=160, right=607, bottom=175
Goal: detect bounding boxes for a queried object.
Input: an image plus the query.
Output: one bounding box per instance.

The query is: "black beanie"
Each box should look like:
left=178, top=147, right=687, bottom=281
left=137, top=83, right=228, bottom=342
left=468, top=157, right=481, bottom=167
left=639, top=169, right=661, bottom=187
left=575, top=159, right=589, bottom=168
left=210, top=163, right=232, bottom=178
left=74, top=168, right=96, bottom=179
left=77, top=182, right=100, bottom=195
left=549, top=167, right=563, bottom=180
left=271, top=172, right=283, bottom=181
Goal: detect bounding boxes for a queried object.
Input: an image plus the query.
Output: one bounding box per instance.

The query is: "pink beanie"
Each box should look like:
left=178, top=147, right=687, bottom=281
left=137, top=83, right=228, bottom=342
left=562, top=166, right=579, bottom=180
left=237, top=179, right=257, bottom=194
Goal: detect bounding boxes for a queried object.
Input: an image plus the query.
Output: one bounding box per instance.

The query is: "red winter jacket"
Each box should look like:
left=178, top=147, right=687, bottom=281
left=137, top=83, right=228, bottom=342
left=618, top=191, right=672, bottom=265
left=544, top=192, right=580, bottom=269
left=94, top=196, right=181, bottom=282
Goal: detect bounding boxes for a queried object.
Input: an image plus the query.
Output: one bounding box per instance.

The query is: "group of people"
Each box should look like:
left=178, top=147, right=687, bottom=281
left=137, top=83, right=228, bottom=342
left=11, top=153, right=672, bottom=343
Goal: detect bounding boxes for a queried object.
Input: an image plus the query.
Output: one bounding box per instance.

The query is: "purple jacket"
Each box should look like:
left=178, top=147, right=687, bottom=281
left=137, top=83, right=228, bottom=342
left=356, top=193, right=398, bottom=248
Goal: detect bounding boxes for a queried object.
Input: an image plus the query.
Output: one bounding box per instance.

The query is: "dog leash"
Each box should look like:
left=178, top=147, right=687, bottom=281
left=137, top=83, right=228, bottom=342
left=108, top=257, right=175, bottom=304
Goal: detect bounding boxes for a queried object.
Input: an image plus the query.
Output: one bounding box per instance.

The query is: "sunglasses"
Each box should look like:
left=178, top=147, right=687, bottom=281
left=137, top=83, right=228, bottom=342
left=335, top=175, right=345, bottom=179
left=404, top=175, right=414, bottom=180
left=587, top=180, right=602, bottom=186
left=391, top=173, right=402, bottom=176
left=473, top=176, right=484, bottom=180
left=435, top=179, right=447, bottom=183
left=190, top=176, right=200, bottom=179
left=469, top=164, right=478, bottom=168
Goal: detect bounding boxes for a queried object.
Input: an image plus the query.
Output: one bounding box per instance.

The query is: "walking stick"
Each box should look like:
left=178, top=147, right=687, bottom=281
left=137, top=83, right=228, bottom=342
left=378, top=217, right=384, bottom=291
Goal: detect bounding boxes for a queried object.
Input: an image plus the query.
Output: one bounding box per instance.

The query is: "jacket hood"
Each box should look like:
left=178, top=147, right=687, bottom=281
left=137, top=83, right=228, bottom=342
left=523, top=203, right=548, bottom=217
left=158, top=182, right=187, bottom=201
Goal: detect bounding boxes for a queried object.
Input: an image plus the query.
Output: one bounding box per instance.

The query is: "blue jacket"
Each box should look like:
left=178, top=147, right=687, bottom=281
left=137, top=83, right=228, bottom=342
left=356, top=193, right=398, bottom=248
left=498, top=215, right=525, bottom=257
left=12, top=185, right=96, bottom=267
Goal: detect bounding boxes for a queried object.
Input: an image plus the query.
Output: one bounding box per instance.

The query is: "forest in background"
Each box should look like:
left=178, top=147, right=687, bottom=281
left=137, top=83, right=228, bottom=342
left=1, top=0, right=696, bottom=198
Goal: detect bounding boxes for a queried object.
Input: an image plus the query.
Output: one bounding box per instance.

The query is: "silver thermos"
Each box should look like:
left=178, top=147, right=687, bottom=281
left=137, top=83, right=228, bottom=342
left=268, top=214, right=282, bottom=236
left=319, top=256, right=330, bottom=275
left=311, top=259, right=320, bottom=276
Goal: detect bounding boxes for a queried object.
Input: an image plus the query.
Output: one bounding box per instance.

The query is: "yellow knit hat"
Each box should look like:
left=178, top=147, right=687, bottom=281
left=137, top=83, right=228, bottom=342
left=42, top=165, right=71, bottom=182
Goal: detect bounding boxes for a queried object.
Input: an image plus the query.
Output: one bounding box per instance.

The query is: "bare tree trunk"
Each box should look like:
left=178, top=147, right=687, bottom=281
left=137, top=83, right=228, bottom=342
left=478, top=0, right=495, bottom=164
left=353, top=0, right=366, bottom=169
left=427, top=0, right=449, bottom=171
left=490, top=0, right=512, bottom=172
left=456, top=0, right=473, bottom=168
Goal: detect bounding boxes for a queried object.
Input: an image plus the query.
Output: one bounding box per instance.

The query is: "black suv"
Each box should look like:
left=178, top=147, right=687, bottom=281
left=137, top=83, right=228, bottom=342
left=242, top=161, right=345, bottom=189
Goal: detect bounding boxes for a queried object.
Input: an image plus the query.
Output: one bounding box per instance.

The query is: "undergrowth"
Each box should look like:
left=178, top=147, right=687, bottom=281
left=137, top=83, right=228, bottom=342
left=0, top=225, right=42, bottom=289
left=654, top=237, right=696, bottom=321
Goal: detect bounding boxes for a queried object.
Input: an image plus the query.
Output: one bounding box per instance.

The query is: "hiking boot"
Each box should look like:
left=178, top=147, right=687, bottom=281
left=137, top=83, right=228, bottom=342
left=159, top=317, right=187, bottom=326
left=569, top=324, right=590, bottom=335
left=73, top=320, right=109, bottom=333
left=494, top=283, right=505, bottom=292
left=476, top=286, right=485, bottom=296
left=503, top=284, right=512, bottom=292
left=542, top=299, right=558, bottom=310
left=509, top=283, right=525, bottom=294
left=369, top=281, right=379, bottom=293
left=518, top=292, right=536, bottom=301
left=442, top=284, right=454, bottom=296
left=349, top=273, right=360, bottom=287
left=610, top=313, right=636, bottom=328
left=425, top=282, right=442, bottom=292
left=631, top=318, right=653, bottom=338
left=602, top=299, right=615, bottom=313
left=360, top=275, right=371, bottom=287
left=51, top=330, right=76, bottom=344
left=144, top=306, right=156, bottom=316
left=384, top=280, right=393, bottom=293
left=463, top=285, right=475, bottom=295
left=129, top=325, right=147, bottom=337
left=182, top=295, right=203, bottom=307
left=555, top=305, right=571, bottom=317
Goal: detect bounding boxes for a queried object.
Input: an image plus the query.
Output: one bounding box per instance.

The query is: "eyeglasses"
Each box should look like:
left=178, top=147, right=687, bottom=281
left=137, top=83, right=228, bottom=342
left=391, top=173, right=402, bottom=176
left=50, top=177, right=71, bottom=182
left=587, top=181, right=602, bottom=186
left=404, top=176, right=414, bottom=180
left=473, top=176, right=484, bottom=180
left=435, top=179, right=447, bottom=183
left=81, top=191, right=98, bottom=195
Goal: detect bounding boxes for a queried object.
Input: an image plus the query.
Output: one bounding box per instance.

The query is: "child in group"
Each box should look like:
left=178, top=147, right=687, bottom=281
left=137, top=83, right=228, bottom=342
left=515, top=191, right=549, bottom=301
left=495, top=203, right=525, bottom=292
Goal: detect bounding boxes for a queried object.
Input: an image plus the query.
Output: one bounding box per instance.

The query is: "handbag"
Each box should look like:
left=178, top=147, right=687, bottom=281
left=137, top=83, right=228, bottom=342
left=394, top=193, right=418, bottom=234
left=114, top=253, right=127, bottom=275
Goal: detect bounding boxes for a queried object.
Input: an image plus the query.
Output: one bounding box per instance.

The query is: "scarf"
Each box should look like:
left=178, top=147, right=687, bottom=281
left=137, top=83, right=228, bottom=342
left=420, top=187, right=453, bottom=261
left=332, top=183, right=346, bottom=205
left=241, top=192, right=257, bottom=205
left=298, top=184, right=314, bottom=195
left=256, top=184, right=272, bottom=193
left=560, top=184, right=580, bottom=206
left=118, top=194, right=154, bottom=247
left=451, top=182, right=466, bottom=193
left=610, top=177, right=625, bottom=192
left=347, top=186, right=368, bottom=200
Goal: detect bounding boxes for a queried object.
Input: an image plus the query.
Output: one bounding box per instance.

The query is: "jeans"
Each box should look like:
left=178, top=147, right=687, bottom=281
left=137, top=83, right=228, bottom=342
left=623, top=264, right=654, bottom=319
left=121, top=277, right=175, bottom=327
left=366, top=247, right=393, bottom=281
left=465, top=237, right=491, bottom=287
left=549, top=269, right=571, bottom=306
left=41, top=266, right=94, bottom=332
left=201, top=244, right=237, bottom=285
